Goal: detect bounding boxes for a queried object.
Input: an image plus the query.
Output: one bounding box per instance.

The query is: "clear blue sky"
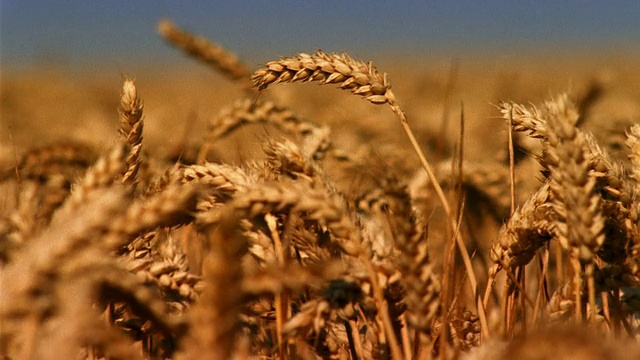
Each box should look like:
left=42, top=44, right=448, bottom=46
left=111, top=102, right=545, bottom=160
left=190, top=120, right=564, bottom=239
left=2, top=1, right=639, bottom=69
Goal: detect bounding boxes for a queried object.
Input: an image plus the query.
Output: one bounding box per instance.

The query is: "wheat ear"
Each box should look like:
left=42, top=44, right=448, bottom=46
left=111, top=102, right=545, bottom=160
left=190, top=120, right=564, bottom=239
left=491, top=181, right=554, bottom=269
left=499, top=101, right=550, bottom=140
left=119, top=79, right=144, bottom=188
left=544, top=95, right=605, bottom=323
left=157, top=19, right=250, bottom=82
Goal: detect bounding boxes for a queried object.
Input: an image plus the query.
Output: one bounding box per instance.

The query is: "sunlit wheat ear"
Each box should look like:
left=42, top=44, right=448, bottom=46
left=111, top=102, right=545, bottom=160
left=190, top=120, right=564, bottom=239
left=503, top=98, right=631, bottom=200
left=544, top=94, right=605, bottom=323
left=262, top=138, right=313, bottom=180
left=178, top=162, right=252, bottom=196
left=119, top=79, right=144, bottom=188
left=197, top=97, right=330, bottom=163
left=157, top=19, right=250, bottom=82
left=251, top=51, right=446, bottom=204
left=544, top=95, right=604, bottom=263
left=499, top=101, right=551, bottom=140
left=200, top=97, right=338, bottom=164
left=252, top=50, right=391, bottom=105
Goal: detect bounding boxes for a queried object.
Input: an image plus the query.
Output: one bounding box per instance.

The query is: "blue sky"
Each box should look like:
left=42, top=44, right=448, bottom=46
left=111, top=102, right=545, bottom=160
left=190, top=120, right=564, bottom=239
left=1, top=1, right=639, bottom=69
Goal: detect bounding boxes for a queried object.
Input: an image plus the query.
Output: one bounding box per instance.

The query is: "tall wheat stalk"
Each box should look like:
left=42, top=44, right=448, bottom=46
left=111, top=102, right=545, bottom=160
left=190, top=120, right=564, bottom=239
left=252, top=50, right=485, bottom=337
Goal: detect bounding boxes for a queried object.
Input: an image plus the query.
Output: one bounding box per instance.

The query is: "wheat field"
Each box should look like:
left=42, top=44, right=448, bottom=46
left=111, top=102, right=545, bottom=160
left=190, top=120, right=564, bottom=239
left=2, top=19, right=640, bottom=359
